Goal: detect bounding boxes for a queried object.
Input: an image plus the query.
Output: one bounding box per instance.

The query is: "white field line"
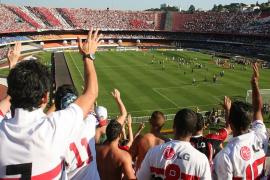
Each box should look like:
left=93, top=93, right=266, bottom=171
left=152, top=88, right=179, bottom=107
left=67, top=52, right=84, bottom=90
left=108, top=103, right=219, bottom=115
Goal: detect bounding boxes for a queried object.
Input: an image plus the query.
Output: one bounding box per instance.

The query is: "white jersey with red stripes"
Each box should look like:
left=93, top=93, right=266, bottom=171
left=137, top=140, right=211, bottom=180
left=64, top=113, right=100, bottom=180
left=213, top=120, right=269, bottom=179
left=0, top=104, right=83, bottom=180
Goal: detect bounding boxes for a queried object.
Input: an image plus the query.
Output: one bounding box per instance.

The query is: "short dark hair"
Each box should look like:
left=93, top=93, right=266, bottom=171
left=229, top=101, right=252, bottom=132
left=7, top=60, right=51, bottom=111
left=149, top=111, right=165, bottom=131
left=106, top=120, right=122, bottom=142
left=195, top=113, right=204, bottom=132
left=55, top=84, right=77, bottom=110
left=173, top=109, right=197, bottom=138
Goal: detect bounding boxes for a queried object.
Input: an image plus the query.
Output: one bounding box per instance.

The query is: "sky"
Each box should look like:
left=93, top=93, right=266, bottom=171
left=0, top=0, right=267, bottom=11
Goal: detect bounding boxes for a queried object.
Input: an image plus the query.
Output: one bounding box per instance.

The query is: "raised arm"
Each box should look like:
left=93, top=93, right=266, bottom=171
left=74, top=28, right=101, bottom=118
left=251, top=63, right=263, bottom=121
left=111, top=89, right=127, bottom=125
left=134, top=122, right=145, bottom=139
left=223, top=96, right=232, bottom=134
left=7, top=42, right=21, bottom=70
left=125, top=114, right=134, bottom=148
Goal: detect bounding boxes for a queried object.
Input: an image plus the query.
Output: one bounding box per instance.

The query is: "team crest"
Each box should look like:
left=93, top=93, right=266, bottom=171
left=163, top=147, right=175, bottom=160
left=240, top=146, right=251, bottom=161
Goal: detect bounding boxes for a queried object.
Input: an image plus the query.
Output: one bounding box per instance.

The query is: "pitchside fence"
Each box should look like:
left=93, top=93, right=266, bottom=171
left=246, top=89, right=270, bottom=104
left=131, top=111, right=209, bottom=124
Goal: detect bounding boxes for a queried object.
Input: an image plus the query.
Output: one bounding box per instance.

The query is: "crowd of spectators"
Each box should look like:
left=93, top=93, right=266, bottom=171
left=0, top=47, right=8, bottom=62
left=1, top=3, right=270, bottom=35
left=173, top=11, right=259, bottom=34
left=0, top=32, right=269, bottom=179
left=0, top=36, right=31, bottom=45
left=0, top=4, right=35, bottom=33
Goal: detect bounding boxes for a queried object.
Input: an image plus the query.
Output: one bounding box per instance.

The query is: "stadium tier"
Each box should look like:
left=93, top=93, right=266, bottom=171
left=0, top=3, right=270, bottom=34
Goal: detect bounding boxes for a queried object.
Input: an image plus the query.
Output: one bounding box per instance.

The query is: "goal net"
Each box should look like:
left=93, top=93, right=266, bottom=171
left=246, top=89, right=270, bottom=104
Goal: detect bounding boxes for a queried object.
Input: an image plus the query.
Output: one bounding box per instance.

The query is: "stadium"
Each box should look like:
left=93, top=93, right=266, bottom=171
left=0, top=0, right=270, bottom=179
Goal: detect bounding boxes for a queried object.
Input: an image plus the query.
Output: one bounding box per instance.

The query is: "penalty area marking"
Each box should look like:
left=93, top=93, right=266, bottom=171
left=152, top=88, right=178, bottom=107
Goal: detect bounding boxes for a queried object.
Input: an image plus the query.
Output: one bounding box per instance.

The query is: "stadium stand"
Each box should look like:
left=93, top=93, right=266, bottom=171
left=1, top=3, right=270, bottom=34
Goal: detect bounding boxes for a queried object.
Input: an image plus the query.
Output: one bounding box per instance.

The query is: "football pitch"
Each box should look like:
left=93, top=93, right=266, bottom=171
left=65, top=50, right=270, bottom=118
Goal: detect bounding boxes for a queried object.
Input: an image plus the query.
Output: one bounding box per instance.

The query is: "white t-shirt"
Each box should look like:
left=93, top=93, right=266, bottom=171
left=137, top=140, right=211, bottom=180
left=0, top=103, right=83, bottom=179
left=213, top=120, right=269, bottom=179
left=65, top=113, right=100, bottom=180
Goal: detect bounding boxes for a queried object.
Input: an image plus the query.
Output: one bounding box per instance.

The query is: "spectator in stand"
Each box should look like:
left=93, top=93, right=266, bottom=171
left=213, top=63, right=268, bottom=179
left=0, top=29, right=101, bottom=179
left=190, top=97, right=232, bottom=166
left=95, top=89, right=127, bottom=144
left=95, top=106, right=109, bottom=144
left=119, top=114, right=134, bottom=151
left=96, top=120, right=136, bottom=180
left=130, top=111, right=170, bottom=171
left=137, top=109, right=211, bottom=179
left=52, top=84, right=100, bottom=179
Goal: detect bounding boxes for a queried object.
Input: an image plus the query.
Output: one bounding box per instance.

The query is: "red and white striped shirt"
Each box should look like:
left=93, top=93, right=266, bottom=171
left=213, top=120, right=268, bottom=179
left=137, top=140, right=211, bottom=180
left=0, top=104, right=83, bottom=179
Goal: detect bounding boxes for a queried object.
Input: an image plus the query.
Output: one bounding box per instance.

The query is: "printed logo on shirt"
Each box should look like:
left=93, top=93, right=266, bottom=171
left=163, top=147, right=175, bottom=160
left=240, top=146, right=251, bottom=161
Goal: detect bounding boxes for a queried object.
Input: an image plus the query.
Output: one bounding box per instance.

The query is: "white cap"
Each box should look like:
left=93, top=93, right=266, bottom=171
left=95, top=106, right=108, bottom=120
left=0, top=78, right=7, bottom=87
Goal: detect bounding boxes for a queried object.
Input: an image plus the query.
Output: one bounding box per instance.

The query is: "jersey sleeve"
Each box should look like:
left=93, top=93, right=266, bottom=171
left=251, top=120, right=268, bottom=152
left=251, top=120, right=266, bottom=133
left=205, top=128, right=228, bottom=142
left=200, top=155, right=212, bottom=180
left=48, top=103, right=84, bottom=145
left=213, top=151, right=233, bottom=180
left=136, top=148, right=152, bottom=180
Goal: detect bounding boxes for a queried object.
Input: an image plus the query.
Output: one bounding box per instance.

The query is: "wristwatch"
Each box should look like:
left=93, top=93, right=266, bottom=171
left=83, top=54, right=96, bottom=61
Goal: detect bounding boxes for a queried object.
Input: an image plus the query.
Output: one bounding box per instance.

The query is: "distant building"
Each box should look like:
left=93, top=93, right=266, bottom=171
left=160, top=3, right=168, bottom=9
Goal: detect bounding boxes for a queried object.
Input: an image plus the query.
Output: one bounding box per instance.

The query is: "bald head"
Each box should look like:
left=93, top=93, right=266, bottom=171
left=149, top=111, right=165, bottom=132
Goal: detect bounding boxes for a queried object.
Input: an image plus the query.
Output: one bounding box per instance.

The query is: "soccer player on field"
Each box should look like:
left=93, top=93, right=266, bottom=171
left=213, top=63, right=268, bottom=179
left=137, top=109, right=211, bottom=179
left=0, top=29, right=101, bottom=179
left=130, top=111, right=170, bottom=171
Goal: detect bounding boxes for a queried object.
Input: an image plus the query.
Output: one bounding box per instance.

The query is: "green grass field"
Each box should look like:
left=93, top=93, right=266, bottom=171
left=0, top=52, right=52, bottom=77
left=0, top=50, right=269, bottom=135
left=65, top=50, right=270, bottom=119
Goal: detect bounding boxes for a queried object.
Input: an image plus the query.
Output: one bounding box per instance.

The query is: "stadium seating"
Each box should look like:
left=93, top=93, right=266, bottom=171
left=1, top=3, right=269, bottom=35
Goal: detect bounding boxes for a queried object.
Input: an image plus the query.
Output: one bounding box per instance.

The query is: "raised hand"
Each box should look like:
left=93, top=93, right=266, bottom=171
left=111, top=89, right=121, bottom=100
left=77, top=28, right=102, bottom=56
left=138, top=122, right=145, bottom=130
left=223, top=96, right=231, bottom=111
left=127, top=114, right=132, bottom=126
left=251, top=63, right=259, bottom=86
left=7, top=42, right=21, bottom=69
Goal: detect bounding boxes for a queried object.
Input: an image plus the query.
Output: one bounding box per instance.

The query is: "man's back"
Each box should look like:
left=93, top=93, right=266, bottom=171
left=96, top=143, right=132, bottom=180
left=214, top=120, right=268, bottom=179
left=0, top=104, right=83, bottom=179
left=137, top=140, right=211, bottom=180
left=65, top=113, right=100, bottom=180
left=191, top=128, right=229, bottom=162
left=133, top=133, right=166, bottom=170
